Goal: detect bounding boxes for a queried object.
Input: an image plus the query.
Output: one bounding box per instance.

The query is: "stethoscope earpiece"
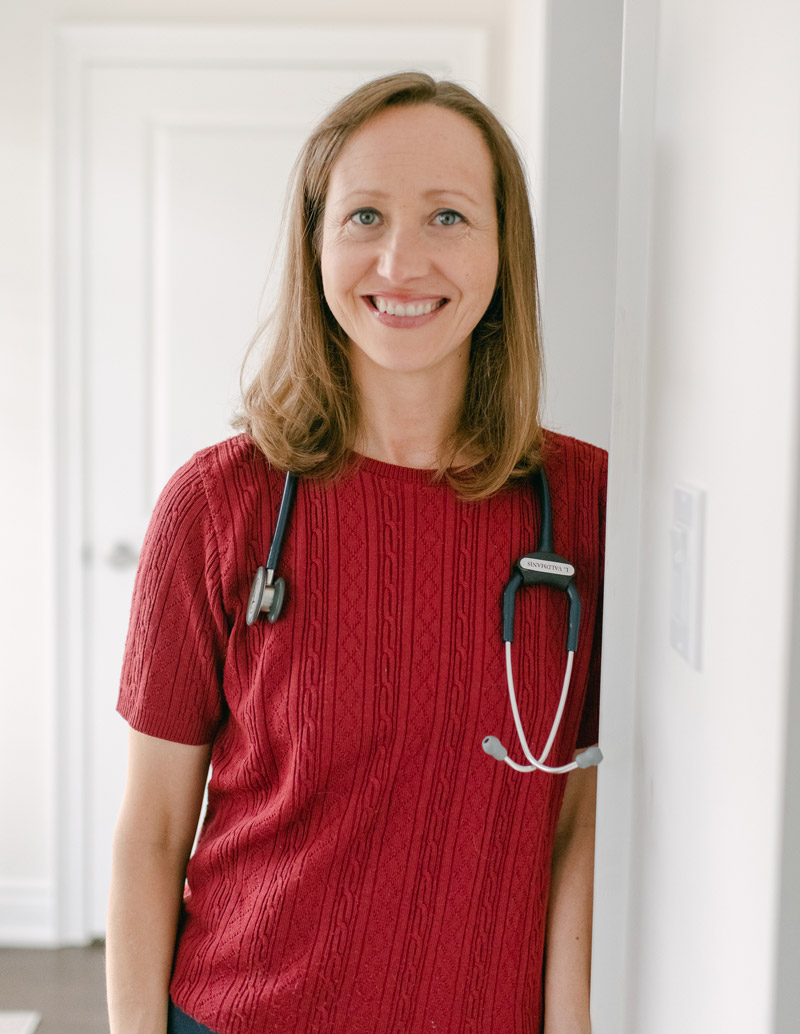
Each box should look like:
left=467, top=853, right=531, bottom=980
left=482, top=736, right=508, bottom=761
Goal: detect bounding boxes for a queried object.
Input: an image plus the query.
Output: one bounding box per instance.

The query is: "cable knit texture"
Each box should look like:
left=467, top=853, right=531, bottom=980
left=118, top=431, right=607, bottom=1034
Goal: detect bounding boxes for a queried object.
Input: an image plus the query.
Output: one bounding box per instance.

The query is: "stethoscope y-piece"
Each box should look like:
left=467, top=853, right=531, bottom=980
left=500, top=468, right=581, bottom=650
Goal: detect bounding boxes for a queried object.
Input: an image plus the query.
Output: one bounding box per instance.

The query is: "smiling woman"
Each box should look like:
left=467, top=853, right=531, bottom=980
left=238, top=72, right=546, bottom=499
left=106, top=72, right=607, bottom=1034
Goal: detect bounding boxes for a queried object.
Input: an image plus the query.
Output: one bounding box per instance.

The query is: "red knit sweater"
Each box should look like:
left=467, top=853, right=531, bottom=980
left=118, top=431, right=606, bottom=1034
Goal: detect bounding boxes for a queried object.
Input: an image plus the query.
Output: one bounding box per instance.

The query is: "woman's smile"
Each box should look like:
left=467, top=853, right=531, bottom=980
left=368, top=295, right=448, bottom=317
left=363, top=293, right=450, bottom=329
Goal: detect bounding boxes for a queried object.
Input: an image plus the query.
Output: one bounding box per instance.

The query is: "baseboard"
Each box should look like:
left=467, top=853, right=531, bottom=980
left=0, top=880, right=58, bottom=947
left=0, top=1013, right=42, bottom=1034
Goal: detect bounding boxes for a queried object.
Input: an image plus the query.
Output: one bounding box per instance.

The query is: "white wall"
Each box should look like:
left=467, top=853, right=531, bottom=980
left=594, top=0, right=800, bottom=1030
left=506, top=0, right=621, bottom=451
left=777, top=437, right=800, bottom=1030
left=537, top=0, right=623, bottom=449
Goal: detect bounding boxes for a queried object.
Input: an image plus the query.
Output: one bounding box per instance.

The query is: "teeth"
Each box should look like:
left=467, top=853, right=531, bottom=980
left=373, top=298, right=441, bottom=317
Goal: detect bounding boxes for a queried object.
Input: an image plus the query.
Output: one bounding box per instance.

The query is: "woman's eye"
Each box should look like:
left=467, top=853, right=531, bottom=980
left=435, top=210, right=464, bottom=226
left=350, top=209, right=380, bottom=226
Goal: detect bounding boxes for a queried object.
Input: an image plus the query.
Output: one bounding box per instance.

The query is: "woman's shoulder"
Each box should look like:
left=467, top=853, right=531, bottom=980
left=148, top=434, right=283, bottom=543
left=189, top=432, right=268, bottom=479
left=166, top=433, right=282, bottom=502
left=540, top=430, right=608, bottom=530
left=542, top=428, right=607, bottom=466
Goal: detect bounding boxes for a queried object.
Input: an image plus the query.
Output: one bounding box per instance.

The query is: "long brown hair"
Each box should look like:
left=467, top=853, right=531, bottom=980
left=236, top=72, right=545, bottom=500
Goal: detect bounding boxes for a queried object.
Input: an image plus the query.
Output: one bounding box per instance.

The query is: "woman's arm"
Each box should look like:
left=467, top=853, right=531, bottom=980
left=543, top=759, right=598, bottom=1034
left=107, top=729, right=212, bottom=1034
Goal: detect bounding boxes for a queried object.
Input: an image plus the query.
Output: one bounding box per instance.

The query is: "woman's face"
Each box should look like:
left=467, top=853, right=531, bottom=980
left=320, top=104, right=499, bottom=382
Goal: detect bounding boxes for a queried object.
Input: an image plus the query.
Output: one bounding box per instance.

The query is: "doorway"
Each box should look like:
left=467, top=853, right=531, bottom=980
left=54, top=23, right=488, bottom=942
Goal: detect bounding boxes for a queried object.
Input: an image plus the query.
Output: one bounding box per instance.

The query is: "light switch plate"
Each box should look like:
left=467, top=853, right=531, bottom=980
left=670, top=484, right=705, bottom=669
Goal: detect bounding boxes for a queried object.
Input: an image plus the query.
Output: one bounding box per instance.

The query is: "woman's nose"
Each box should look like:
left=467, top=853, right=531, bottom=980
left=375, top=225, right=431, bottom=283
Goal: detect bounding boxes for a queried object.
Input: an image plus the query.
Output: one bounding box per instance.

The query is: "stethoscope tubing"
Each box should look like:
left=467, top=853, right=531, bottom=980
left=503, top=644, right=578, bottom=774
left=266, top=471, right=298, bottom=573
left=248, top=464, right=602, bottom=774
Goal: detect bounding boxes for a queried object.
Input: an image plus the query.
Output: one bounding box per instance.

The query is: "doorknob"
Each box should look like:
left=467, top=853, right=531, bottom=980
left=105, top=542, right=140, bottom=569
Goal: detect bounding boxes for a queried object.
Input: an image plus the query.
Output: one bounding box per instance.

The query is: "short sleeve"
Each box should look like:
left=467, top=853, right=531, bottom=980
left=117, top=455, right=227, bottom=745
left=575, top=449, right=607, bottom=749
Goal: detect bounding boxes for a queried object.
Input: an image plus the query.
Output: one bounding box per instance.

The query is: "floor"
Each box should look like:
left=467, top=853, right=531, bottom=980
left=0, top=945, right=108, bottom=1034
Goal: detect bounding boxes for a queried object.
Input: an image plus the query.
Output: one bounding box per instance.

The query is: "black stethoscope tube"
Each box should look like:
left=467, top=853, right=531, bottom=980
left=537, top=463, right=555, bottom=552
left=501, top=469, right=580, bottom=650
left=266, top=471, right=298, bottom=572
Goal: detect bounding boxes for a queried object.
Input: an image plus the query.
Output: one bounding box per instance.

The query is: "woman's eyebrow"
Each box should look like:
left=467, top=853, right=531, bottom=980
left=421, top=188, right=480, bottom=205
left=334, top=188, right=481, bottom=205
left=335, top=189, right=390, bottom=203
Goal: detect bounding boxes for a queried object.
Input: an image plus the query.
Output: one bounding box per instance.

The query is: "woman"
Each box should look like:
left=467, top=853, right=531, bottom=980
left=107, top=72, right=606, bottom=1034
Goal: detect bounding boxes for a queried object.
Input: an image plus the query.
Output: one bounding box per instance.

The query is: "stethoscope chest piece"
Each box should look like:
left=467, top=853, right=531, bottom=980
left=246, top=566, right=286, bottom=626
left=247, top=471, right=298, bottom=627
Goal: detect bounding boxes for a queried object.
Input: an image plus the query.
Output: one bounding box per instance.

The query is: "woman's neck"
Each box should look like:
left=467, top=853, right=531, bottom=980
left=351, top=354, right=469, bottom=470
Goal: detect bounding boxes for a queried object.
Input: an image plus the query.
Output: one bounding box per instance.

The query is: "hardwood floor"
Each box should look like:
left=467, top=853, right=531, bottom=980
left=0, top=944, right=108, bottom=1034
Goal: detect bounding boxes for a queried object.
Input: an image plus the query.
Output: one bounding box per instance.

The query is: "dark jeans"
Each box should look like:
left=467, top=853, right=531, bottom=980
left=167, top=998, right=219, bottom=1034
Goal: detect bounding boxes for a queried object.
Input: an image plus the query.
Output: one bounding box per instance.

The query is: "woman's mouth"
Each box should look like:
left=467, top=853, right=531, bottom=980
left=367, top=296, right=448, bottom=318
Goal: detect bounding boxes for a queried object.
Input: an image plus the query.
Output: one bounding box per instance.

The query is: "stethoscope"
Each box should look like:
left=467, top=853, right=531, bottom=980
left=246, top=469, right=603, bottom=776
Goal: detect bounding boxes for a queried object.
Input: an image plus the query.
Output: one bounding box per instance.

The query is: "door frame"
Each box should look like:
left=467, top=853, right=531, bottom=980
left=52, top=22, right=488, bottom=944
left=588, top=0, right=660, bottom=1029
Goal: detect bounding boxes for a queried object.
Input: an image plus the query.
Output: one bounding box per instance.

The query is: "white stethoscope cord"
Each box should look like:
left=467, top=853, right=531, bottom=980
left=503, top=644, right=577, bottom=774
left=482, top=644, right=602, bottom=774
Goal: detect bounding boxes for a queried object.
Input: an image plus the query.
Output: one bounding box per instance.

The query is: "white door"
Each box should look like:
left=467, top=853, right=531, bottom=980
left=58, top=26, right=488, bottom=940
